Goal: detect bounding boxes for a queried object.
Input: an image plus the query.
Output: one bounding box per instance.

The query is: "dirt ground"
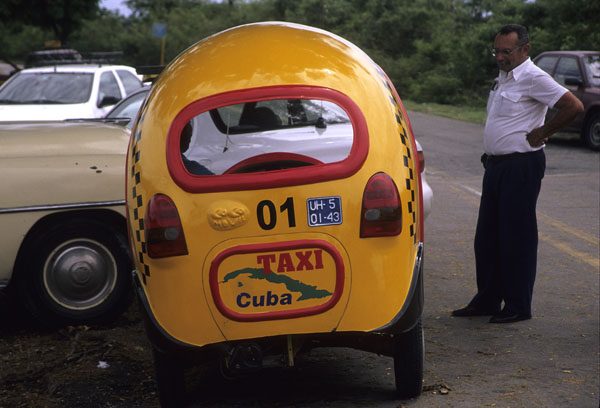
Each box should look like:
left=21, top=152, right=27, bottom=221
left=1, top=293, right=431, bottom=408
left=0, top=294, right=159, bottom=408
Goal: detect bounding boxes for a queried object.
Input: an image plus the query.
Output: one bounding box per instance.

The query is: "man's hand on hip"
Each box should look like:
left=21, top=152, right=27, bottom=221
left=526, top=127, right=548, bottom=147
left=526, top=92, right=584, bottom=148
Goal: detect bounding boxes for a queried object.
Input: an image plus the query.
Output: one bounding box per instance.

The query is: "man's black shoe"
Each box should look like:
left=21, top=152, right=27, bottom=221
left=451, top=306, right=499, bottom=317
left=489, top=312, right=531, bottom=324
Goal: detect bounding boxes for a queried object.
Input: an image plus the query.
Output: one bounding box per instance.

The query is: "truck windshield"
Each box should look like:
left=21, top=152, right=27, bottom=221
left=0, top=72, right=94, bottom=104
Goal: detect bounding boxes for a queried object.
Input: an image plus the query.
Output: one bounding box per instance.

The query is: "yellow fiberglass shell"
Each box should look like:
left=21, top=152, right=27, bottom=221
left=126, top=22, right=423, bottom=347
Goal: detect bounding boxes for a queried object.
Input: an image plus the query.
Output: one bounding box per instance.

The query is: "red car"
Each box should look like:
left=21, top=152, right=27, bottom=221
left=534, top=51, right=600, bottom=151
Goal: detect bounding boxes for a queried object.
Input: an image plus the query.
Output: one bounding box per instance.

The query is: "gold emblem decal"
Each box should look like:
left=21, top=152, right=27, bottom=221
left=208, top=201, right=249, bottom=231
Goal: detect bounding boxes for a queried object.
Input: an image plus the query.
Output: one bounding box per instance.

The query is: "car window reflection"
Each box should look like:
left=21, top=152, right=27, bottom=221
left=584, top=55, right=600, bottom=87
left=181, top=98, right=354, bottom=175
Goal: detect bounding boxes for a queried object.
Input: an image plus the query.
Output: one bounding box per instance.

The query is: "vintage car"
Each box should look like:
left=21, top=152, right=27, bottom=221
left=0, top=121, right=132, bottom=326
left=127, top=22, right=426, bottom=406
left=106, top=85, right=151, bottom=129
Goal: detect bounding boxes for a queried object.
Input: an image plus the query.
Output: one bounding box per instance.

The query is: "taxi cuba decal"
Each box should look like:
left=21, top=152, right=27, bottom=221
left=209, top=240, right=344, bottom=322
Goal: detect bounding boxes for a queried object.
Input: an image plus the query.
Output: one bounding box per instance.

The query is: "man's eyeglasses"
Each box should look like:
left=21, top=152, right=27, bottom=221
left=491, top=45, right=525, bottom=57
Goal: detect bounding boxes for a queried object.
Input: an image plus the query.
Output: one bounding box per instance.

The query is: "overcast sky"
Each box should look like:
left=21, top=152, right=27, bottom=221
left=100, top=0, right=132, bottom=16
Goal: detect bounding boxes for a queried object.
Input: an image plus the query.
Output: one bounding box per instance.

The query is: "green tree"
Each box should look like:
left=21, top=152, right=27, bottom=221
left=3, top=0, right=597, bottom=106
left=1, top=0, right=100, bottom=46
left=522, top=0, right=600, bottom=55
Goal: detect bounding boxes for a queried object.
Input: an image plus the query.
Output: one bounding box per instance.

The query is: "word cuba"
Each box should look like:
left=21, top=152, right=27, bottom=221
left=237, top=291, right=292, bottom=308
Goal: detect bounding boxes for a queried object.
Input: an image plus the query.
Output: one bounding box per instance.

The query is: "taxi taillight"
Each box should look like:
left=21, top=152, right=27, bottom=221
left=145, top=194, right=188, bottom=258
left=417, top=150, right=425, bottom=174
left=360, top=173, right=402, bottom=238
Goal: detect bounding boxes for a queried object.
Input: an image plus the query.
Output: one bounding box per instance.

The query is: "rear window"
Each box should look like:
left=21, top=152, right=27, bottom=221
left=107, top=89, right=148, bottom=129
left=583, top=54, right=600, bottom=87
left=182, top=98, right=352, bottom=175
left=165, top=86, right=368, bottom=193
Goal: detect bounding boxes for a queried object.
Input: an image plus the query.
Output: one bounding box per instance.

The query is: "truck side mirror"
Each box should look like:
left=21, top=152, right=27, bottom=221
left=98, top=95, right=121, bottom=108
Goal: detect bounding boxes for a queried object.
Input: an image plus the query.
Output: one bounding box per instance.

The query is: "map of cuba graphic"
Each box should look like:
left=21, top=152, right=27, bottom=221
left=221, top=267, right=333, bottom=308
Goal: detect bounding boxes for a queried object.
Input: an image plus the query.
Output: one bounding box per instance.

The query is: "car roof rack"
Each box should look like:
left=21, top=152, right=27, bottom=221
left=25, top=50, right=125, bottom=68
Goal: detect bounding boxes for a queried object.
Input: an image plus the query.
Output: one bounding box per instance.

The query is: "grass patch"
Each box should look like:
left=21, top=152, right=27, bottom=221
left=403, top=100, right=487, bottom=124
left=401, top=100, right=577, bottom=142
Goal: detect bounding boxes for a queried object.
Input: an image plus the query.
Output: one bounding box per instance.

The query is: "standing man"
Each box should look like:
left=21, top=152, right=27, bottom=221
left=452, top=24, right=583, bottom=323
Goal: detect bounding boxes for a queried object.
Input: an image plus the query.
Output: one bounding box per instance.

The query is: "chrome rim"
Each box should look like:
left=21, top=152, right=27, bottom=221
left=43, top=239, right=117, bottom=310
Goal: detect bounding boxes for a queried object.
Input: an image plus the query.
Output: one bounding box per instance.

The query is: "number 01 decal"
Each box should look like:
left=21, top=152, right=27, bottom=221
left=257, top=197, right=296, bottom=230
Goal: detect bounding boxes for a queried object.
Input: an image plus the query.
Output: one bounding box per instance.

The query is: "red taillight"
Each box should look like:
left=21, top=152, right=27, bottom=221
left=417, top=150, right=425, bottom=174
left=360, top=173, right=402, bottom=238
left=145, top=194, right=188, bottom=258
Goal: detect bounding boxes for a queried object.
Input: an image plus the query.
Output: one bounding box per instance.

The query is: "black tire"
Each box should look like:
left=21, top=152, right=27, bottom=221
left=582, top=113, right=600, bottom=151
left=393, top=318, right=424, bottom=399
left=152, top=347, right=187, bottom=408
left=14, top=217, right=132, bottom=327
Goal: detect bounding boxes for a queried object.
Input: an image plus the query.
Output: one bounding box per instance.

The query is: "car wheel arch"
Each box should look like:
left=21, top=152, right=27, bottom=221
left=581, top=106, right=600, bottom=151
left=15, top=209, right=127, bottom=263
left=583, top=105, right=600, bottom=124
left=12, top=208, right=131, bottom=326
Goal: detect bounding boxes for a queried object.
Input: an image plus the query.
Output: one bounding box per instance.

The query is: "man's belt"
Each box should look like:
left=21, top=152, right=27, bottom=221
left=481, top=150, right=541, bottom=168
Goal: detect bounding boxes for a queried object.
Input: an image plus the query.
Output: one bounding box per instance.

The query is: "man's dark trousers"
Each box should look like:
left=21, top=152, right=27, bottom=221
left=469, top=149, right=546, bottom=316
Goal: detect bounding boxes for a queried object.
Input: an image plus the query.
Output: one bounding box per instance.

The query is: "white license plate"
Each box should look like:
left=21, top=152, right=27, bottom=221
left=307, top=196, right=342, bottom=227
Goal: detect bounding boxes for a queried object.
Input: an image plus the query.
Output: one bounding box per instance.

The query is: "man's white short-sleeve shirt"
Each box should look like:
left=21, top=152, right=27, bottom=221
left=483, top=57, right=567, bottom=155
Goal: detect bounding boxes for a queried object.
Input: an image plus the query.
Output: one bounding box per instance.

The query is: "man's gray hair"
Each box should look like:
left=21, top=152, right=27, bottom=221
left=498, top=24, right=529, bottom=45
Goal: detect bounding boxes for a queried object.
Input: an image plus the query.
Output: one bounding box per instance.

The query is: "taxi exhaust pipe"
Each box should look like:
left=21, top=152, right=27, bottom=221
left=221, top=335, right=302, bottom=377
left=222, top=343, right=263, bottom=377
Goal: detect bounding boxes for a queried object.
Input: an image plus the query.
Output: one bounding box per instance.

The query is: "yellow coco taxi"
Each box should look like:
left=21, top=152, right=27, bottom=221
left=127, top=22, right=425, bottom=406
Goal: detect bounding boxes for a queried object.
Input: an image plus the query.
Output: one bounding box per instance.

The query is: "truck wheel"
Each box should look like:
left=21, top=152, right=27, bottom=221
left=582, top=113, right=600, bottom=151
left=393, top=318, right=424, bottom=399
left=152, top=347, right=187, bottom=407
left=15, top=218, right=132, bottom=326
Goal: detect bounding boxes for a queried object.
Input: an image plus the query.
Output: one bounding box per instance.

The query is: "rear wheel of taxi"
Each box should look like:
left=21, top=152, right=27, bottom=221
left=152, top=347, right=186, bottom=407
left=393, top=319, right=424, bottom=399
left=15, top=218, right=132, bottom=327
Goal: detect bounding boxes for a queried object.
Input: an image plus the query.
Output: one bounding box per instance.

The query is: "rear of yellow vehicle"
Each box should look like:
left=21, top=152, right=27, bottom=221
left=126, top=22, right=424, bottom=406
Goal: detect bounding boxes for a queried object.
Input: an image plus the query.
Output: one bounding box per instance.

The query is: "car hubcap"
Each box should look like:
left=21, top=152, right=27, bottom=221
left=44, top=239, right=117, bottom=310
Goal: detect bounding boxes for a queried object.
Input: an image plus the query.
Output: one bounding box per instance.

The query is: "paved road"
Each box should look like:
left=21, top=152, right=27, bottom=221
left=183, top=112, right=599, bottom=407
left=409, top=111, right=599, bottom=407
